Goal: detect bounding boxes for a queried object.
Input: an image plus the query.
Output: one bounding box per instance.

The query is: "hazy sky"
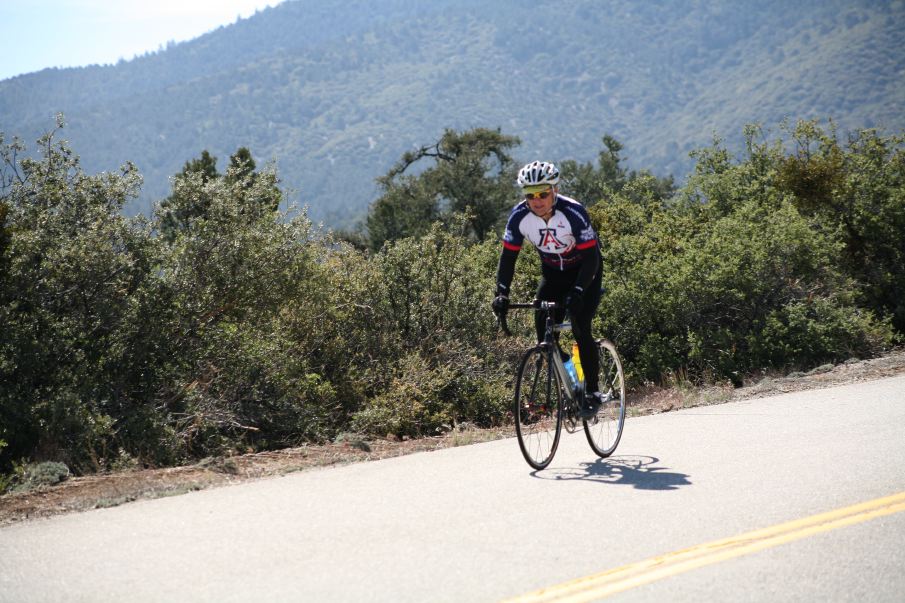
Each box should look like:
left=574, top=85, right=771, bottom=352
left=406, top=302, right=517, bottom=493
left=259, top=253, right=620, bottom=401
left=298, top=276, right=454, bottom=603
left=0, top=0, right=286, bottom=81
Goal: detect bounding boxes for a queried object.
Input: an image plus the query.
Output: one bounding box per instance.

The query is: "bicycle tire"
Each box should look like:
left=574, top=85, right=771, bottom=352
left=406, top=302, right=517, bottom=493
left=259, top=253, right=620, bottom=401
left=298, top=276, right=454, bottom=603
left=514, top=346, right=563, bottom=470
left=583, top=339, right=626, bottom=458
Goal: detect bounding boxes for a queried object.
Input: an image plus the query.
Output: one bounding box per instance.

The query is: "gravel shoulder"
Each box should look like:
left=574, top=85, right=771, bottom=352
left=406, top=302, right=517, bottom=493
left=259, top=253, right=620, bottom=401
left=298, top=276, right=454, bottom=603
left=3, top=350, right=904, bottom=526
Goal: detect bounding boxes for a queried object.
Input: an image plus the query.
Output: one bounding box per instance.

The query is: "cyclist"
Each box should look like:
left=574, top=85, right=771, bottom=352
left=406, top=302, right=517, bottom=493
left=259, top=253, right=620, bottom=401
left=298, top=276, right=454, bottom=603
left=492, top=160, right=605, bottom=418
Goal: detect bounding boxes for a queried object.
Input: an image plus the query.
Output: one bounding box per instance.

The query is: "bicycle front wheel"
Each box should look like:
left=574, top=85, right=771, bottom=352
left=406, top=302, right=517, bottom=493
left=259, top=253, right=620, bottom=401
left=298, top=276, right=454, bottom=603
left=514, top=346, right=563, bottom=470
left=584, top=339, right=626, bottom=458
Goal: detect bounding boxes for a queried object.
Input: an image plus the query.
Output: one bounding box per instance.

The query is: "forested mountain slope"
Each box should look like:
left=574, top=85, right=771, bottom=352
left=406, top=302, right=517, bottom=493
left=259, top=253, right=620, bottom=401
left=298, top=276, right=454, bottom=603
left=2, top=0, right=902, bottom=226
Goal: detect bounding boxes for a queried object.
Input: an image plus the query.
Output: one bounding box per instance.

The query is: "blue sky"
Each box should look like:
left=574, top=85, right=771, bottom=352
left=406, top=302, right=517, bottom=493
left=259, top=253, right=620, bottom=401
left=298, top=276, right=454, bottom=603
left=0, top=0, right=285, bottom=81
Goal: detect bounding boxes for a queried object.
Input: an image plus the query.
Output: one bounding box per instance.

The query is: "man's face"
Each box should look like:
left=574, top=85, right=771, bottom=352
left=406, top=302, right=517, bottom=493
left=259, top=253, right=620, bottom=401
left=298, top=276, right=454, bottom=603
left=524, top=185, right=555, bottom=218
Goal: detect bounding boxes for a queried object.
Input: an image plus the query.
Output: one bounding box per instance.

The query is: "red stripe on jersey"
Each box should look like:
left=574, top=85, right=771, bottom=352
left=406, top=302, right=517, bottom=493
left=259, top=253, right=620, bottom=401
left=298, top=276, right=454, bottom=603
left=576, top=239, right=598, bottom=250
left=502, top=241, right=522, bottom=251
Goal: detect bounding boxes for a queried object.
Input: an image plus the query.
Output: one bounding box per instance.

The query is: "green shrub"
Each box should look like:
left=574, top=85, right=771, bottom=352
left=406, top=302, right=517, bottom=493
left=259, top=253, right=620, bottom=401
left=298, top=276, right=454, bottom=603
left=349, top=223, right=517, bottom=437
left=6, top=461, right=71, bottom=493
left=750, top=297, right=894, bottom=369
left=591, top=127, right=898, bottom=385
left=0, top=122, right=163, bottom=473
left=352, top=352, right=456, bottom=437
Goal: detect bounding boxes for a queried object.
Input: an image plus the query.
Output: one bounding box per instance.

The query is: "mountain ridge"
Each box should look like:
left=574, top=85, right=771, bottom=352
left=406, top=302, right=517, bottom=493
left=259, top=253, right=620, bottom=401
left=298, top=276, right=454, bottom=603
left=2, top=0, right=902, bottom=227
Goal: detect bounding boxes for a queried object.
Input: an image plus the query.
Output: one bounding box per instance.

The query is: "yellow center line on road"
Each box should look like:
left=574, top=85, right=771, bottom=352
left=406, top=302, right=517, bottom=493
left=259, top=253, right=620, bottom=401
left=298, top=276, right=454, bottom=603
left=503, top=491, right=905, bottom=603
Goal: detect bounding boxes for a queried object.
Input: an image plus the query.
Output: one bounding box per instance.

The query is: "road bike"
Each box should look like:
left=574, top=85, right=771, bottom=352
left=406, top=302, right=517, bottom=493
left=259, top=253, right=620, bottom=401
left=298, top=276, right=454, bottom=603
left=499, top=301, right=626, bottom=470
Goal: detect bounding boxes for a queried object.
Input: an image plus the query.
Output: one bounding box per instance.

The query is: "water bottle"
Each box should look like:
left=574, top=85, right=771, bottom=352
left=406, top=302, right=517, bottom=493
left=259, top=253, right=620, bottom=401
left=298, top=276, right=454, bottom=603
left=564, top=358, right=578, bottom=388
left=572, top=343, right=585, bottom=383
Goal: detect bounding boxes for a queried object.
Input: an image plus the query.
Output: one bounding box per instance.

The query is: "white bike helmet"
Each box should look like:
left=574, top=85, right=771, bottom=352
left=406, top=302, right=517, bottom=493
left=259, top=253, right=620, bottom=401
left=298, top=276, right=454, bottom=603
left=517, top=160, right=560, bottom=188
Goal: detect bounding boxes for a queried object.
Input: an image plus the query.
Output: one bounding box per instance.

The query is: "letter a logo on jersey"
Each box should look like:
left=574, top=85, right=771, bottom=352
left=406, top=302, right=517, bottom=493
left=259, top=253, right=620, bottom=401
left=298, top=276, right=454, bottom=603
left=538, top=228, right=566, bottom=249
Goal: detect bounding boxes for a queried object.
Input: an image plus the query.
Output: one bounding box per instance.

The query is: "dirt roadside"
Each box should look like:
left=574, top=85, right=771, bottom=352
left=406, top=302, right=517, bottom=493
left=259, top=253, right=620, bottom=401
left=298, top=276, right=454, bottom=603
left=3, top=350, right=904, bottom=526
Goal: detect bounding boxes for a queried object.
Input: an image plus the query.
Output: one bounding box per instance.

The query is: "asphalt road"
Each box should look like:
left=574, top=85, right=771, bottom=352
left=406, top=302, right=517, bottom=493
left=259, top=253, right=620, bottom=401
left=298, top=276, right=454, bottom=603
left=2, top=375, right=904, bottom=602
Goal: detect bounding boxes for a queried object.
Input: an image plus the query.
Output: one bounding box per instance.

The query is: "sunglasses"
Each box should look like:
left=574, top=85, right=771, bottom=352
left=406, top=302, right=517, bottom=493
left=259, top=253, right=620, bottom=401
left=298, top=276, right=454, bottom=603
left=524, top=189, right=553, bottom=200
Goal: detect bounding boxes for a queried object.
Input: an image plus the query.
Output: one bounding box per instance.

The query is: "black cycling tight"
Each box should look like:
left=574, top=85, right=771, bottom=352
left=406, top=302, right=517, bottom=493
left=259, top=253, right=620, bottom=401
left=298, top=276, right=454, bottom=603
left=534, top=266, right=603, bottom=393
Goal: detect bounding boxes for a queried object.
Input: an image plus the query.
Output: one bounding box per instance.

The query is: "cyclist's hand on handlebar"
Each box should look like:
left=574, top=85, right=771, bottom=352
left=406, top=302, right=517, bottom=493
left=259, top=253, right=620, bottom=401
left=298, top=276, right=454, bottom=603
left=491, top=294, right=510, bottom=317
left=565, top=286, right=584, bottom=316
left=493, top=295, right=512, bottom=335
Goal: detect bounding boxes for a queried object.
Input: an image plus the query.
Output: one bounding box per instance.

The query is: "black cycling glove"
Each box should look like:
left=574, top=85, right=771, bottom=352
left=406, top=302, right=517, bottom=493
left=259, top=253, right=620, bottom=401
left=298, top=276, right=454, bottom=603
left=492, top=283, right=510, bottom=317
left=565, top=285, right=584, bottom=316
left=491, top=295, right=509, bottom=316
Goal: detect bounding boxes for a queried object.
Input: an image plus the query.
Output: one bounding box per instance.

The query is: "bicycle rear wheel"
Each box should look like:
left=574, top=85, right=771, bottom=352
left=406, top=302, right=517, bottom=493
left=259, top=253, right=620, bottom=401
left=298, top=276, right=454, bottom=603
left=583, top=339, right=626, bottom=458
left=514, top=346, right=563, bottom=470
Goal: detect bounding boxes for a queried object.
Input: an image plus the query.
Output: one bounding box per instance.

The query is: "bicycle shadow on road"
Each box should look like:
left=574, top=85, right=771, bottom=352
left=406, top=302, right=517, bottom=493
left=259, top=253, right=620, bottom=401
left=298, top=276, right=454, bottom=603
left=534, top=455, right=691, bottom=491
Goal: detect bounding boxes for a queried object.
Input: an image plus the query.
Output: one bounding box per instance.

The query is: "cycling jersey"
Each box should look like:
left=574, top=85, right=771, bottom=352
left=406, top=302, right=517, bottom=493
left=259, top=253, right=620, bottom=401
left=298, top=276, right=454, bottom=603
left=501, top=194, right=599, bottom=270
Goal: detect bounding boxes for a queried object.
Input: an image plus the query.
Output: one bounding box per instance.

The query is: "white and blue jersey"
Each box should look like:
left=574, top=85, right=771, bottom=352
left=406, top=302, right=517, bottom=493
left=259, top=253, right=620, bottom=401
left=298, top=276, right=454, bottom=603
left=501, top=194, right=600, bottom=271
